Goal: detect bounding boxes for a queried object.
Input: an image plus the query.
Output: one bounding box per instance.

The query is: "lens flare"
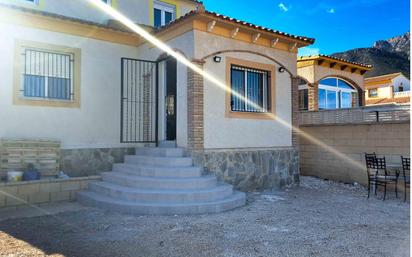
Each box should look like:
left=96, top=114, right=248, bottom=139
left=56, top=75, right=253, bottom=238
left=87, top=0, right=364, bottom=171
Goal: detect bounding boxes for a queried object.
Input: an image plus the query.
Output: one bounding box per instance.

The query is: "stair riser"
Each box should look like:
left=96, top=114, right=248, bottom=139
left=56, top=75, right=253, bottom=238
left=102, top=173, right=217, bottom=190
left=112, top=165, right=201, bottom=178
left=89, top=183, right=233, bottom=203
left=135, top=148, right=186, bottom=157
left=124, top=156, right=193, bottom=167
left=77, top=192, right=246, bottom=215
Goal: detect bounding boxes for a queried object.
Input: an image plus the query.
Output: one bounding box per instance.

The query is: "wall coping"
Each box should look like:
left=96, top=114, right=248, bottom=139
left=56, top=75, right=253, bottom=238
left=0, top=175, right=101, bottom=187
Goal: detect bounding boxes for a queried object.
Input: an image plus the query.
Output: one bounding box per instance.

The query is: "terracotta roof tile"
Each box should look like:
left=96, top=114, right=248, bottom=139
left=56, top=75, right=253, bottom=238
left=365, top=72, right=404, bottom=83
left=366, top=96, right=411, bottom=105
left=298, top=54, right=372, bottom=69
left=155, top=10, right=315, bottom=45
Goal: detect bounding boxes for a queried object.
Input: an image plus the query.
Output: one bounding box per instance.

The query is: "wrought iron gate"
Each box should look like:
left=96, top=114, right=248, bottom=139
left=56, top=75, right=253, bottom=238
left=121, top=58, right=158, bottom=143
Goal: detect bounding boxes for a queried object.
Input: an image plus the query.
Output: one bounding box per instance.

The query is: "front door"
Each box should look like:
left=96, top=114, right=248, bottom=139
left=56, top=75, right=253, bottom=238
left=165, top=58, right=177, bottom=141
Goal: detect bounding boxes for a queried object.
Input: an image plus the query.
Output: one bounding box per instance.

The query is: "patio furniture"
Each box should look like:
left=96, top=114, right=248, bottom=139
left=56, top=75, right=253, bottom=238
left=401, top=156, right=410, bottom=202
left=374, top=157, right=399, bottom=200
left=364, top=152, right=377, bottom=198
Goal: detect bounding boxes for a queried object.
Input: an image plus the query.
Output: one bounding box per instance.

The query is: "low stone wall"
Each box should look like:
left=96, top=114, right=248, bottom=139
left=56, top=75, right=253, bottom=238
left=191, top=147, right=299, bottom=191
left=300, top=122, right=410, bottom=185
left=60, top=147, right=135, bottom=177
left=0, top=176, right=101, bottom=210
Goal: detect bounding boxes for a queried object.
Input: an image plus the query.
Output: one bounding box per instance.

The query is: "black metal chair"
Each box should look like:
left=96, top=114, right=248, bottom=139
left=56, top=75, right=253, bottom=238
left=365, top=153, right=377, bottom=198
left=374, top=157, right=399, bottom=200
left=401, top=156, right=410, bottom=202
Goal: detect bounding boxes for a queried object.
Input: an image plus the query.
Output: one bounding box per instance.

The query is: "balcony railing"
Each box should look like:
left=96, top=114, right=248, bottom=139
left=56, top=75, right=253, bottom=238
left=299, top=104, right=410, bottom=126
left=393, top=91, right=411, bottom=97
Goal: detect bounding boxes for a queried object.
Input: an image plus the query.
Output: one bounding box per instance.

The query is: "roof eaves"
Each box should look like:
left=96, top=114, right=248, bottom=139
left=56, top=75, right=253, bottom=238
left=154, top=10, right=315, bottom=45
left=298, top=54, right=372, bottom=69
left=0, top=3, right=137, bottom=34
left=365, top=72, right=403, bottom=81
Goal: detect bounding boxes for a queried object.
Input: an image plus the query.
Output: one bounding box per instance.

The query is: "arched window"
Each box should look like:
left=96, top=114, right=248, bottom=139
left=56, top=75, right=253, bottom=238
left=318, top=77, right=357, bottom=110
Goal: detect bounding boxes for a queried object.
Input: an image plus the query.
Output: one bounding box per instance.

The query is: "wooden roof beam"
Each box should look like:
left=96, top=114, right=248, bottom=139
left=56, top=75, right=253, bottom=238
left=360, top=70, right=367, bottom=75
left=207, top=20, right=216, bottom=32
left=271, top=38, right=279, bottom=48
left=340, top=65, right=348, bottom=71
left=231, top=27, right=239, bottom=38
left=289, top=42, right=297, bottom=51
left=351, top=68, right=358, bottom=73
left=329, top=62, right=337, bottom=68
left=252, top=33, right=261, bottom=43
left=317, top=60, right=325, bottom=65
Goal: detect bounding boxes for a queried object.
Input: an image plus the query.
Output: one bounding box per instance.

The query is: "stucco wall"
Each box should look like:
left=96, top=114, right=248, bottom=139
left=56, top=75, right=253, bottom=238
left=0, top=0, right=197, bottom=26
left=0, top=22, right=141, bottom=149
left=314, top=65, right=364, bottom=89
left=194, top=31, right=295, bottom=149
left=300, top=122, right=410, bottom=185
left=365, top=85, right=393, bottom=100
left=393, top=75, right=410, bottom=92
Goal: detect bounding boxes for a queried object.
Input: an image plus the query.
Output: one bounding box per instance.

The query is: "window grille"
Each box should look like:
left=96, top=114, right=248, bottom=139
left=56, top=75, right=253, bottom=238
left=22, top=48, right=74, bottom=101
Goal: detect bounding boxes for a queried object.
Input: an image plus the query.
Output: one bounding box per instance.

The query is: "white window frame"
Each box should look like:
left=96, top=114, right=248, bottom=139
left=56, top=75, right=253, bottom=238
left=154, top=0, right=176, bottom=27
left=319, top=80, right=357, bottom=109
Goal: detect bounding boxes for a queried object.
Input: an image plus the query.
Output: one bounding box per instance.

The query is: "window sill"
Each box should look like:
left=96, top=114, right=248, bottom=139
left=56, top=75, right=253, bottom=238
left=14, top=97, right=80, bottom=108
left=226, top=110, right=276, bottom=120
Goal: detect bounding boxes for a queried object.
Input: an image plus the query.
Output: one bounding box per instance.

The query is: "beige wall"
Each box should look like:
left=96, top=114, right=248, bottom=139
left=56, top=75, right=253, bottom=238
left=365, top=85, right=393, bottom=100
left=0, top=21, right=141, bottom=149
left=298, top=64, right=365, bottom=89
left=0, top=0, right=197, bottom=26
left=300, top=122, right=410, bottom=185
left=194, top=31, right=296, bottom=149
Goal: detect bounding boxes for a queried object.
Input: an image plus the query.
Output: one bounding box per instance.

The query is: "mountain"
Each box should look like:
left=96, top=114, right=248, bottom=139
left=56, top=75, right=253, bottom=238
left=331, top=32, right=410, bottom=78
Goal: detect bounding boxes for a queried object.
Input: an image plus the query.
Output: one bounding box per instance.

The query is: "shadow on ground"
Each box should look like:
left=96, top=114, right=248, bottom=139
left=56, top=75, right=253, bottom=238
left=0, top=176, right=409, bottom=257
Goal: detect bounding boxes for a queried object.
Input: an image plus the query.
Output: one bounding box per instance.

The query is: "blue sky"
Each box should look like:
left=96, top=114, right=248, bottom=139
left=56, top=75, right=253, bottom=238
left=201, top=0, right=410, bottom=56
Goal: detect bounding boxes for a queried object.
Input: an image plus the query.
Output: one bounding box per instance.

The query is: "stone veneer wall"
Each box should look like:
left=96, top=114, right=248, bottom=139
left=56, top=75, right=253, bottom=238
left=60, top=147, right=135, bottom=177
left=0, top=176, right=101, bottom=210
left=191, top=148, right=299, bottom=191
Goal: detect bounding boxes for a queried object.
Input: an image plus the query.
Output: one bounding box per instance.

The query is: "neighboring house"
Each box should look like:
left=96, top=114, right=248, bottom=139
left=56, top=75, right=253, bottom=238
left=364, top=72, right=411, bottom=105
left=297, top=55, right=372, bottom=111
left=0, top=0, right=314, bottom=194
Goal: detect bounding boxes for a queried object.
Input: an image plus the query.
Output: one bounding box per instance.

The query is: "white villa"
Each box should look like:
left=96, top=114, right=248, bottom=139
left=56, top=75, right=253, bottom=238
left=0, top=0, right=314, bottom=214
left=365, top=72, right=411, bottom=105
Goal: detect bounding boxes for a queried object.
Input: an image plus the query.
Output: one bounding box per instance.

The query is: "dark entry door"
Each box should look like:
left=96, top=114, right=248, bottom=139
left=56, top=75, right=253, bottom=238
left=165, top=58, right=177, bottom=141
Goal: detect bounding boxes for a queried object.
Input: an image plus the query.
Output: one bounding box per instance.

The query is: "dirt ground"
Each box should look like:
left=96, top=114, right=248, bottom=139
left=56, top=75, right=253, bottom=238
left=0, top=176, right=409, bottom=257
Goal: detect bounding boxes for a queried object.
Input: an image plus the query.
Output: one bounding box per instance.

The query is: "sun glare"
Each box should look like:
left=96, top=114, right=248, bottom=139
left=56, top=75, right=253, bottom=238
left=85, top=0, right=365, bottom=171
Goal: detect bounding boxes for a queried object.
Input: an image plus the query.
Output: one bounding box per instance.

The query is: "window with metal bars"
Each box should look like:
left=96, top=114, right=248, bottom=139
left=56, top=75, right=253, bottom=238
left=22, top=48, right=74, bottom=101
left=230, top=65, right=270, bottom=113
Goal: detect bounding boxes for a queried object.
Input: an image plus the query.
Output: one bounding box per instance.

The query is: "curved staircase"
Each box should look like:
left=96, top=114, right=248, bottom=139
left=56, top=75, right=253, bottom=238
left=77, top=143, right=245, bottom=215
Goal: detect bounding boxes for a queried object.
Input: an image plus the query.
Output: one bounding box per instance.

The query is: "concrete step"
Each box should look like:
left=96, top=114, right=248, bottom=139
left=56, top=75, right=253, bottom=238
left=88, top=182, right=234, bottom=203
left=124, top=155, right=193, bottom=167
left=101, top=172, right=217, bottom=190
left=135, top=147, right=186, bottom=157
left=158, top=141, right=176, bottom=148
left=77, top=190, right=246, bottom=215
left=112, top=163, right=202, bottom=178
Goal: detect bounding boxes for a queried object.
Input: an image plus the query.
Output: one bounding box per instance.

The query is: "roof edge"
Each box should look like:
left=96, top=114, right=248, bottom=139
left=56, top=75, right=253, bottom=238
left=298, top=54, right=372, bottom=70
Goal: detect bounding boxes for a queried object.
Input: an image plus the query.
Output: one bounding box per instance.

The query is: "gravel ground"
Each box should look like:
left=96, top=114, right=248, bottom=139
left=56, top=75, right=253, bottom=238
left=0, top=176, right=409, bottom=257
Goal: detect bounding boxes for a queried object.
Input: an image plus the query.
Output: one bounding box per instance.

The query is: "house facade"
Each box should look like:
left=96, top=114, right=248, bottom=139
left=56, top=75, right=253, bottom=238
left=0, top=0, right=314, bottom=191
left=364, top=72, right=411, bottom=105
left=297, top=55, right=372, bottom=111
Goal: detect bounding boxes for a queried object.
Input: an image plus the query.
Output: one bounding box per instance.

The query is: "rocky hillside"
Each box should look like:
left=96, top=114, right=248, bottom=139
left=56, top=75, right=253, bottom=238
left=332, top=32, right=410, bottom=78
